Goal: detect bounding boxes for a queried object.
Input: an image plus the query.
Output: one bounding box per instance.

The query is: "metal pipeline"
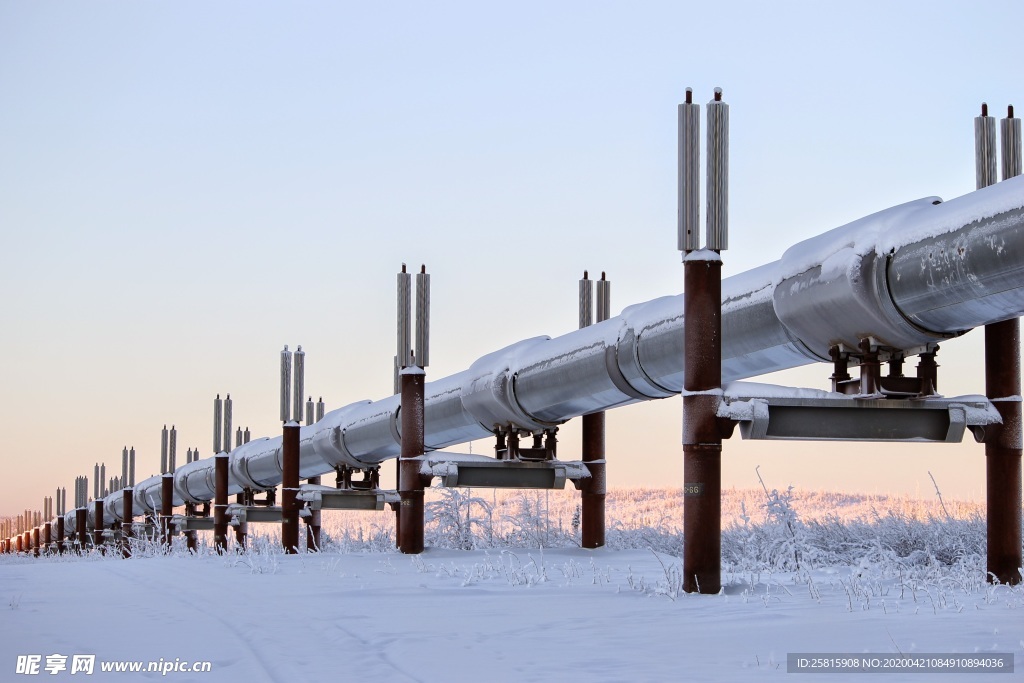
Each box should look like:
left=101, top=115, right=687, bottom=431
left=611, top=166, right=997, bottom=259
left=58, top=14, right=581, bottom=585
left=95, top=177, right=1024, bottom=520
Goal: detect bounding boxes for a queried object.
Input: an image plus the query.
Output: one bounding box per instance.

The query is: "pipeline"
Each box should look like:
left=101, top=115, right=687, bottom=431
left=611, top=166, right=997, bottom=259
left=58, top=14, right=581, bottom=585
left=73, top=174, right=1024, bottom=527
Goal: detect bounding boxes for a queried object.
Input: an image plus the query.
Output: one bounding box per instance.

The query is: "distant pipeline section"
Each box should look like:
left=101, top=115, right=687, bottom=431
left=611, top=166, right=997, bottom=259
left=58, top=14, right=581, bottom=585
left=83, top=175, right=1024, bottom=528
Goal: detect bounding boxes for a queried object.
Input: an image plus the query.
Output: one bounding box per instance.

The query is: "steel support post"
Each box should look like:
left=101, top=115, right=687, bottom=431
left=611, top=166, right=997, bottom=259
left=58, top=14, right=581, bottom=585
left=121, top=488, right=133, bottom=559
left=184, top=502, right=197, bottom=552
left=16, top=535, right=22, bottom=553
left=75, top=508, right=86, bottom=554
left=581, top=412, right=606, bottom=548
left=306, top=475, right=322, bottom=551
left=161, top=474, right=173, bottom=551
left=32, top=528, right=40, bottom=558
left=399, top=369, right=425, bottom=554
left=281, top=422, right=300, bottom=554
left=214, top=454, right=229, bottom=553
left=56, top=517, right=65, bottom=554
left=985, top=318, right=1023, bottom=584
left=682, top=253, right=723, bottom=594
left=43, top=523, right=51, bottom=556
left=93, top=500, right=105, bottom=552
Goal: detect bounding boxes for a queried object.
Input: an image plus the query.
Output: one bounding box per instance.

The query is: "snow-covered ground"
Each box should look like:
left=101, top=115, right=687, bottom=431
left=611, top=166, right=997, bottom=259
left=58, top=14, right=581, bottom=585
left=2, top=547, right=1021, bottom=682
left=3, top=489, right=1021, bottom=682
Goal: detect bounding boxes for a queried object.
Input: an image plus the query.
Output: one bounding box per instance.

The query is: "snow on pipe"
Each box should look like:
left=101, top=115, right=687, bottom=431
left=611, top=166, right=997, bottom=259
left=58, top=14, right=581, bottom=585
left=98, top=177, right=1024, bottom=523
left=678, top=87, right=701, bottom=251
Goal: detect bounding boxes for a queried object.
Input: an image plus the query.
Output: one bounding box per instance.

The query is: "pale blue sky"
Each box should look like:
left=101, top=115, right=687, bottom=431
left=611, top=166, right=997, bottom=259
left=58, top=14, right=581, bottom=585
left=2, top=1, right=1021, bottom=515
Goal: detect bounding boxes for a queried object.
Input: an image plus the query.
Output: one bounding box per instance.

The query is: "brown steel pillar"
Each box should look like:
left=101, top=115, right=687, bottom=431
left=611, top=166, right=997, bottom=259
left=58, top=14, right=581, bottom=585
left=682, top=252, right=723, bottom=594
left=93, top=500, right=105, bottom=551
left=306, top=475, right=322, bottom=551
left=399, top=369, right=425, bottom=554
left=121, top=488, right=133, bottom=559
left=281, top=422, right=300, bottom=554
left=43, top=523, right=51, bottom=556
left=160, top=474, right=173, bottom=551
left=75, top=508, right=87, bottom=554
left=16, top=534, right=23, bottom=553
left=581, top=413, right=606, bottom=548
left=56, top=517, right=65, bottom=554
left=985, top=318, right=1023, bottom=585
left=184, top=502, right=197, bottom=553
left=213, top=454, right=229, bottom=553
left=32, top=528, right=40, bottom=558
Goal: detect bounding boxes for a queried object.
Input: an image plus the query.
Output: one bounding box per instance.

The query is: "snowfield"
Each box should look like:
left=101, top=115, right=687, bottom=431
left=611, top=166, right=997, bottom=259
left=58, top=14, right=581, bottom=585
left=2, top=488, right=1022, bottom=682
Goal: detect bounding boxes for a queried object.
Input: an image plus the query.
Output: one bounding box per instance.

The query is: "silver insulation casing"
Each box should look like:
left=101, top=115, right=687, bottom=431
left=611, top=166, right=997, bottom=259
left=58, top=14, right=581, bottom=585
left=706, top=92, right=729, bottom=251
left=678, top=96, right=701, bottom=251
left=100, top=178, right=1024, bottom=520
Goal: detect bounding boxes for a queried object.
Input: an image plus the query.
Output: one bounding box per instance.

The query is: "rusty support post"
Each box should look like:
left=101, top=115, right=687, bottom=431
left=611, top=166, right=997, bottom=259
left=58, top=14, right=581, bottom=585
left=581, top=412, right=606, bottom=548
left=682, top=251, right=723, bottom=595
left=75, top=508, right=86, bottom=554
left=399, top=368, right=425, bottom=554
left=16, top=535, right=22, bottom=553
left=214, top=453, right=229, bottom=553
left=121, top=488, right=133, bottom=559
left=161, top=474, right=173, bottom=551
left=93, top=500, right=104, bottom=552
left=56, top=517, right=65, bottom=554
left=985, top=318, right=1022, bottom=584
left=32, top=527, right=40, bottom=558
left=184, top=502, right=197, bottom=552
left=282, top=422, right=300, bottom=554
left=306, top=475, right=322, bottom=551
left=43, top=523, right=51, bottom=556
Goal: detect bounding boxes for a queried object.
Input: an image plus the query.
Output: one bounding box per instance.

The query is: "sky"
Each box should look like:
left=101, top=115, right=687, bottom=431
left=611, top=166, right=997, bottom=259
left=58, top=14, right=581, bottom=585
left=1, top=1, right=1022, bottom=516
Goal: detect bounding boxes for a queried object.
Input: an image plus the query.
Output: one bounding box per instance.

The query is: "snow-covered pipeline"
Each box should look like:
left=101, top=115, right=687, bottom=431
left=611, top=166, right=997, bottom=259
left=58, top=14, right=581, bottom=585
left=84, top=177, right=1024, bottom=527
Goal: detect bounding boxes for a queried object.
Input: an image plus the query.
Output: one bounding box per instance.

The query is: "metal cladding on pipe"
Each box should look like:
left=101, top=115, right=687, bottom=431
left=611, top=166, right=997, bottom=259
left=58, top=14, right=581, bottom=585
left=976, top=103, right=998, bottom=190
left=706, top=87, right=729, bottom=251
left=293, top=348, right=305, bottom=427
left=416, top=266, right=430, bottom=368
left=679, top=87, right=701, bottom=252
left=1004, top=105, right=1022, bottom=181
left=280, top=347, right=292, bottom=423
left=579, top=272, right=593, bottom=329
left=94, top=180, right=1024, bottom=519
